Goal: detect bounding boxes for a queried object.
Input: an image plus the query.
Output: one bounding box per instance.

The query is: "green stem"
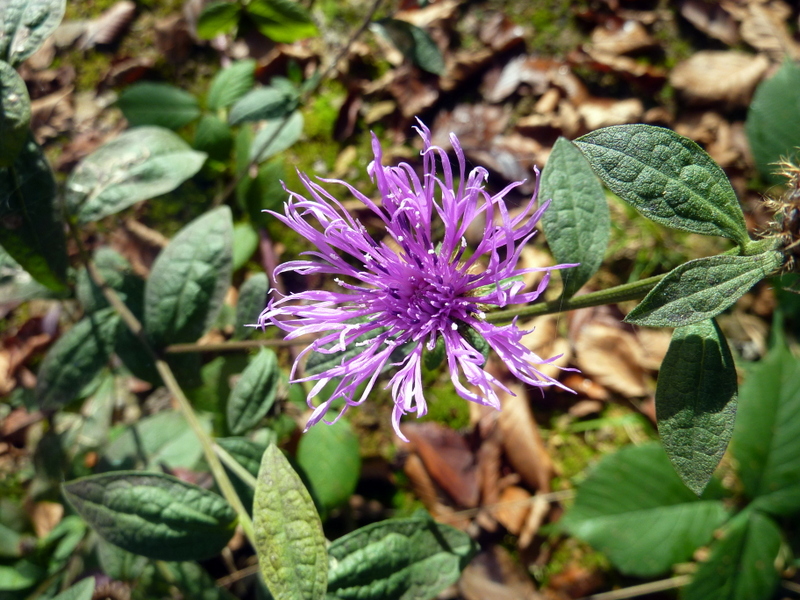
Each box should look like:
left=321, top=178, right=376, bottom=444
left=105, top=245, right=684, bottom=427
left=484, top=274, right=663, bottom=324
left=67, top=221, right=257, bottom=547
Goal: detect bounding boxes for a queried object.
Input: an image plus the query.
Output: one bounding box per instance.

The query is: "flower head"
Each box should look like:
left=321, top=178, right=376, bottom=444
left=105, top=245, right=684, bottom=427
left=259, top=121, right=573, bottom=440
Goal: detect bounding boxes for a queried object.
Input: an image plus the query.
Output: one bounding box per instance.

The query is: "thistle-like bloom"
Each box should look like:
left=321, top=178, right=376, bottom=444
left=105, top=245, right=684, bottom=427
left=259, top=122, right=573, bottom=440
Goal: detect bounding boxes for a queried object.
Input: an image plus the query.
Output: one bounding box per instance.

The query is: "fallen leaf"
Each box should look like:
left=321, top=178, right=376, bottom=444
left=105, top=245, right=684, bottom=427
left=459, top=545, right=544, bottom=600
left=590, top=19, right=656, bottom=55
left=492, top=485, right=531, bottom=535
left=518, top=494, right=550, bottom=548
left=574, top=322, right=652, bottom=397
left=680, top=0, right=740, bottom=45
left=577, top=96, right=643, bottom=130
left=29, top=501, right=63, bottom=539
left=670, top=50, right=770, bottom=108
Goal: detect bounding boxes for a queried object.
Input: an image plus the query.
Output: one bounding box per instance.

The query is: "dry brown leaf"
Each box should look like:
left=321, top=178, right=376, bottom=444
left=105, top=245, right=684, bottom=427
left=590, top=20, right=656, bottom=55
left=498, top=383, right=553, bottom=491
left=402, top=453, right=471, bottom=529
left=492, top=485, right=531, bottom=535
left=577, top=96, right=643, bottom=130
left=724, top=0, right=800, bottom=61
left=81, top=1, right=136, bottom=49
left=670, top=51, right=770, bottom=108
left=574, top=322, right=651, bottom=397
left=482, top=56, right=560, bottom=103
left=30, top=87, right=74, bottom=143
left=29, top=501, right=63, bottom=538
left=518, top=494, right=550, bottom=548
left=479, top=13, right=527, bottom=52
left=562, top=373, right=609, bottom=401
left=401, top=422, right=479, bottom=507
left=568, top=399, right=604, bottom=418
left=459, top=546, right=544, bottom=600
left=154, top=15, right=194, bottom=65
left=681, top=0, right=740, bottom=45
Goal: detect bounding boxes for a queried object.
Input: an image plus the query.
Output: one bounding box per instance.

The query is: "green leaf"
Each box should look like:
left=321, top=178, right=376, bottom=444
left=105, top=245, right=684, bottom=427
left=99, top=410, right=208, bottom=472
left=228, top=85, right=298, bottom=125
left=746, top=60, right=800, bottom=185
left=194, top=113, right=233, bottom=161
left=732, top=344, right=800, bottom=516
left=76, top=247, right=144, bottom=313
left=244, top=0, right=317, bottom=44
left=0, top=136, right=68, bottom=289
left=216, top=436, right=271, bottom=512
left=0, top=0, right=66, bottom=66
left=683, top=509, right=782, bottom=600
left=196, top=0, right=241, bottom=40
left=625, top=251, right=783, bottom=328
left=65, top=126, right=207, bottom=224
left=232, top=221, right=259, bottom=270
left=227, top=348, right=279, bottom=435
left=296, top=419, right=361, bottom=514
left=144, top=205, right=233, bottom=348
left=117, top=83, right=201, bottom=129
left=96, top=537, right=148, bottom=581
left=656, top=319, right=738, bottom=495
left=234, top=272, right=268, bottom=340
left=240, top=159, right=286, bottom=226
left=560, top=442, right=728, bottom=577
left=62, top=471, right=237, bottom=561
left=250, top=111, right=304, bottom=162
left=0, top=60, right=30, bottom=166
left=162, top=561, right=238, bottom=600
left=371, top=19, right=444, bottom=75
left=207, top=59, right=256, bottom=112
left=35, top=309, right=119, bottom=410
left=52, top=576, right=96, bottom=600
left=575, top=124, right=750, bottom=246
left=253, top=444, right=327, bottom=600
left=0, top=245, right=60, bottom=304
left=326, top=516, right=478, bottom=600
left=0, top=561, right=43, bottom=591
left=540, top=137, right=609, bottom=298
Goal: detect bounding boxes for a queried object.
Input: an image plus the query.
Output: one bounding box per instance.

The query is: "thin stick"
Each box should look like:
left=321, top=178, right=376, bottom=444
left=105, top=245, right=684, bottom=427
left=578, top=575, right=691, bottom=600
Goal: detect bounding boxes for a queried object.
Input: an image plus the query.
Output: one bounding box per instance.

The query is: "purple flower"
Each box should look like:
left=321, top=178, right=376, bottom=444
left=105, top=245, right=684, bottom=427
left=259, top=121, right=574, bottom=440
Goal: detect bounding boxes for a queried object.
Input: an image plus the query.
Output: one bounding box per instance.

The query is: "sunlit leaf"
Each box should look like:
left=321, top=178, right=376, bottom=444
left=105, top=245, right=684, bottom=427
left=117, top=83, right=201, bottom=129
left=0, top=0, right=66, bottom=66
left=227, top=348, right=279, bottom=435
left=0, top=60, right=30, bottom=166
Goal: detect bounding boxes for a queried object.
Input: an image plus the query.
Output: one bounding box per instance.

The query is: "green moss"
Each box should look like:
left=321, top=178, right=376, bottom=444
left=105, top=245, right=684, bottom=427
left=486, top=0, right=589, bottom=55
left=535, top=537, right=611, bottom=588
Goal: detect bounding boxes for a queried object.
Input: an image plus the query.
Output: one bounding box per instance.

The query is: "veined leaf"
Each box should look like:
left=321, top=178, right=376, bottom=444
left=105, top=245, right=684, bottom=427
left=228, top=85, right=298, bottom=125
left=249, top=110, right=304, bottom=162
left=0, top=0, right=66, bottom=66
left=244, top=0, right=317, bottom=44
left=62, top=471, right=237, bottom=561
left=196, top=0, right=241, bottom=40
left=207, top=59, right=255, bottom=111
left=234, top=273, right=268, bottom=340
left=117, top=83, right=201, bottom=129
left=0, top=60, right=30, bottom=166
left=576, top=124, right=749, bottom=245
left=226, top=348, right=279, bottom=435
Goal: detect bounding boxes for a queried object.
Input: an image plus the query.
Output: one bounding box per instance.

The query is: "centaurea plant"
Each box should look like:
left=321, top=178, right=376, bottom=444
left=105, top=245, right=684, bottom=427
left=259, top=122, right=575, bottom=439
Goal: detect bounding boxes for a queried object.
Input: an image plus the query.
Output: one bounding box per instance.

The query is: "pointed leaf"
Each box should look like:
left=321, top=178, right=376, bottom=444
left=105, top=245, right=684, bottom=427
left=683, top=509, right=782, bottom=600
left=371, top=19, right=444, bottom=75
left=207, top=59, right=255, bottom=111
left=746, top=60, right=800, bottom=185
left=540, top=136, right=609, bottom=297
left=732, top=344, right=800, bottom=516
left=297, top=419, right=361, bottom=514
left=0, top=136, right=68, bottom=289
left=576, top=124, right=749, bottom=245
left=117, top=83, right=201, bottom=129
left=326, top=516, right=478, bottom=600
left=232, top=221, right=258, bottom=270
left=76, top=247, right=144, bottom=313
left=249, top=110, right=303, bottom=162
left=560, top=442, right=728, bottom=577
left=144, top=206, right=233, bottom=347
left=51, top=577, right=95, bottom=600
left=228, top=85, right=298, bottom=125
left=65, top=126, right=207, bottom=224
left=625, top=251, right=783, bottom=328
left=227, top=348, right=279, bottom=435
left=234, top=273, right=268, bottom=340
left=35, top=309, right=119, bottom=410
left=196, top=0, right=241, bottom=40
left=0, top=0, right=66, bottom=66
left=656, top=319, right=737, bottom=495
left=0, top=60, right=30, bottom=166
left=194, top=114, right=233, bottom=161
left=253, top=444, right=327, bottom=600
left=245, top=0, right=317, bottom=43
left=62, top=471, right=237, bottom=561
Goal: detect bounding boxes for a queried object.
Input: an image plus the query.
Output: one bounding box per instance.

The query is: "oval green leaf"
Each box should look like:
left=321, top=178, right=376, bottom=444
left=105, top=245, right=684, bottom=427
left=0, top=60, right=30, bottom=166
left=228, top=85, right=298, bottom=125
left=253, top=444, right=327, bottom=600
left=117, top=83, right=201, bottom=129
left=296, top=419, right=361, bottom=514
left=196, top=0, right=241, bottom=40
left=540, top=136, right=609, bottom=298
left=207, top=59, right=256, bottom=112
left=683, top=509, right=781, bottom=600
left=65, top=126, right=207, bottom=224
left=732, top=344, right=800, bottom=516
left=52, top=576, right=95, bottom=600
left=234, top=272, right=268, bottom=340
left=327, top=516, right=478, bottom=600
left=576, top=124, right=750, bottom=246
left=194, top=114, right=233, bottom=161
left=656, top=318, right=737, bottom=495
left=144, top=205, right=233, bottom=348
left=249, top=110, right=304, bottom=162
left=0, top=136, right=68, bottom=289
left=625, top=251, right=783, bottom=328
left=371, top=19, right=445, bottom=75
left=35, top=308, right=119, bottom=410
left=746, top=60, right=800, bottom=185
left=76, top=247, right=144, bottom=313
left=0, top=0, right=66, bottom=66
left=244, top=0, right=317, bottom=44
left=560, top=442, right=728, bottom=577
left=63, top=471, right=236, bottom=561
left=227, top=347, right=279, bottom=435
